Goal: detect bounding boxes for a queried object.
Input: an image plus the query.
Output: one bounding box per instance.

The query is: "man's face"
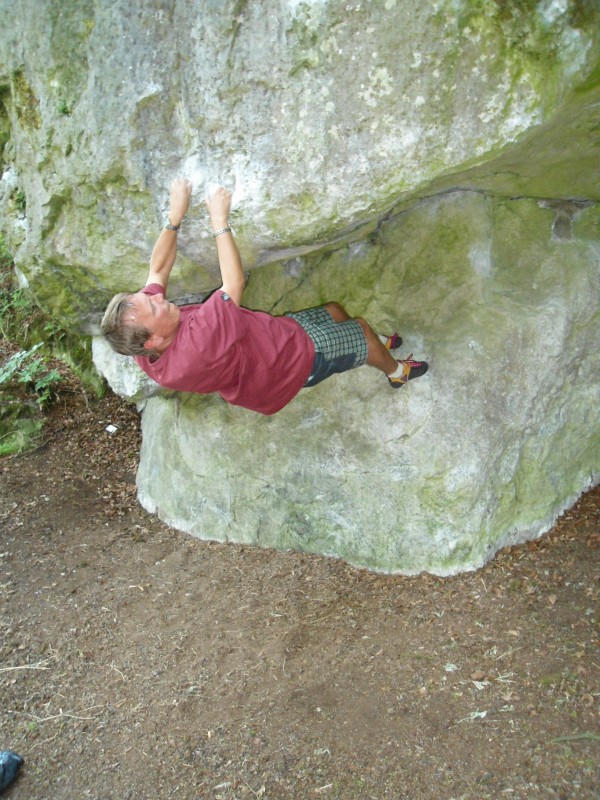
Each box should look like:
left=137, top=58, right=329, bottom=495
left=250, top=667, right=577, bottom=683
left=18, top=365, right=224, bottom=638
left=127, top=290, right=181, bottom=350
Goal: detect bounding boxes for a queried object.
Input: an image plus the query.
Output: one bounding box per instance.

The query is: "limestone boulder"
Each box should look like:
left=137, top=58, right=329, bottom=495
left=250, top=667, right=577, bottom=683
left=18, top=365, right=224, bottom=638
left=91, top=336, right=160, bottom=405
left=1, top=0, right=599, bottom=573
left=135, top=190, right=600, bottom=574
left=0, top=0, right=599, bottom=327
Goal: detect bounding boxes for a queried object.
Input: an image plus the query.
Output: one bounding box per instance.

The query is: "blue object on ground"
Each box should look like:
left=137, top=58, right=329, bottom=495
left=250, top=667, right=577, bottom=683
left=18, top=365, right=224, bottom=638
left=0, top=751, right=24, bottom=794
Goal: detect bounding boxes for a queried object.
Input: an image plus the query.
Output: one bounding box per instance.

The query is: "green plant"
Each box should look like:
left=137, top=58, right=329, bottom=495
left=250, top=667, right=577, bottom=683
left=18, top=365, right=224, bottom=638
left=57, top=98, right=71, bottom=115
left=0, top=342, right=61, bottom=406
left=0, top=235, right=11, bottom=267
left=0, top=286, right=30, bottom=338
left=14, top=189, right=26, bottom=213
left=0, top=235, right=106, bottom=457
left=0, top=240, right=50, bottom=346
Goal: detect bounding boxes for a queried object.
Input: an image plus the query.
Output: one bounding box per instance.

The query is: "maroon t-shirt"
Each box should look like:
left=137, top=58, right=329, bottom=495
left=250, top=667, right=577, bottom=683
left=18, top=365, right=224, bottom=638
left=134, top=284, right=315, bottom=415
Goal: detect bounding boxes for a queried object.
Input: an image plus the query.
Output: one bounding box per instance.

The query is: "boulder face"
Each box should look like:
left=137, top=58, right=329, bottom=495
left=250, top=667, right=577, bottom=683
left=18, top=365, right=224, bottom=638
left=134, top=190, right=600, bottom=574
left=2, top=0, right=600, bottom=572
left=1, top=0, right=599, bottom=324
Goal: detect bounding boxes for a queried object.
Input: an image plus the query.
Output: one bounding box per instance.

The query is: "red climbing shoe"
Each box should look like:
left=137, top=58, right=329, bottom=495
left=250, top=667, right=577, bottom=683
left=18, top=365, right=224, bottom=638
left=384, top=332, right=403, bottom=350
left=387, top=355, right=429, bottom=389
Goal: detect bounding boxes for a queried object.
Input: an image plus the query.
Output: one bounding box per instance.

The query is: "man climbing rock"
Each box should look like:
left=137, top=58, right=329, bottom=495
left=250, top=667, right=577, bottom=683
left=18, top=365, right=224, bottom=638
left=101, top=179, right=428, bottom=415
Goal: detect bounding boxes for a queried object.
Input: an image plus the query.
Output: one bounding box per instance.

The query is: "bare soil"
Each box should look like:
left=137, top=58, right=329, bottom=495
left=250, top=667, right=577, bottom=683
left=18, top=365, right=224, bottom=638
left=0, top=388, right=598, bottom=800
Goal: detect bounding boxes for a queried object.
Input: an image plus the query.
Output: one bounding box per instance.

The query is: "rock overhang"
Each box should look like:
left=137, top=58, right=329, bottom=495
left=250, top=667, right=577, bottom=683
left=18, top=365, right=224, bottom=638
left=0, top=0, right=599, bottom=329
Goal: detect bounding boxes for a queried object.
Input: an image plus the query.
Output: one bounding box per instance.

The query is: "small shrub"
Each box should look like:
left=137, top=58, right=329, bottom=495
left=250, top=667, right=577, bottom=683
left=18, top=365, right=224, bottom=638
left=0, top=342, right=62, bottom=407
left=0, top=234, right=104, bottom=454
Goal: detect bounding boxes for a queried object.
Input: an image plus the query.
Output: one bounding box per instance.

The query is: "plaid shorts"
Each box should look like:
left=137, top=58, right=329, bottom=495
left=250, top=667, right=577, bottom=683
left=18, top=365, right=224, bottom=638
left=286, top=306, right=368, bottom=387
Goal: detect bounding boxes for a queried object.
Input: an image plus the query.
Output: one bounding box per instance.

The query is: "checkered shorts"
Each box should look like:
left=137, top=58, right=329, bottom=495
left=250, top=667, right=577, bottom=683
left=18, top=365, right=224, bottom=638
left=286, top=306, right=368, bottom=387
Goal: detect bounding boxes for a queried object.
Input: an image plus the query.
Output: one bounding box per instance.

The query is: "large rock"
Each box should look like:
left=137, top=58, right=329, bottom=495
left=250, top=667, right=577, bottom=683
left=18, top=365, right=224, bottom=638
left=1, top=0, right=599, bottom=572
left=135, top=190, right=600, bottom=574
left=1, top=0, right=599, bottom=326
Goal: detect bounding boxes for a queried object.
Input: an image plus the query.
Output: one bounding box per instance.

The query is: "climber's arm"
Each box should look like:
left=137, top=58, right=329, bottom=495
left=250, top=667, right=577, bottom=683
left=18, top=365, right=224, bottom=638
left=206, top=187, right=245, bottom=306
left=146, top=178, right=192, bottom=290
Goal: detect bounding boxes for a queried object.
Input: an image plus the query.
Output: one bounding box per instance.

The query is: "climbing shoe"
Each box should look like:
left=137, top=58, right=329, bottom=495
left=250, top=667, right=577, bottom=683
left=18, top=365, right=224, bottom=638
left=387, top=355, right=429, bottom=389
left=384, top=332, right=403, bottom=350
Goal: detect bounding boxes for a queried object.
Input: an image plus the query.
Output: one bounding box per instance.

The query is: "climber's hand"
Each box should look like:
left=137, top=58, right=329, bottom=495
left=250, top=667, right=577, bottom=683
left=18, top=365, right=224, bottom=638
left=206, top=186, right=232, bottom=228
left=168, top=178, right=192, bottom=227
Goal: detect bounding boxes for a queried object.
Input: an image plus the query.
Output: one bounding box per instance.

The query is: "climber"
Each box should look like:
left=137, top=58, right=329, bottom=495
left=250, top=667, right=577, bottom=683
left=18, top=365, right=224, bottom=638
left=101, top=178, right=428, bottom=415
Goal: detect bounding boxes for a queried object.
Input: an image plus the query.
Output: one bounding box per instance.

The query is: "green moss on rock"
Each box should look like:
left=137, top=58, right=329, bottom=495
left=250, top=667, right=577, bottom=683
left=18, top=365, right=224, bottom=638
left=12, top=71, right=41, bottom=130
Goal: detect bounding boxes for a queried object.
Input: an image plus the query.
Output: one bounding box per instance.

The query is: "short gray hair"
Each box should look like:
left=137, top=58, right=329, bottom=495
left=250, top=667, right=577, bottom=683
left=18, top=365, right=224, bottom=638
left=101, top=292, right=156, bottom=357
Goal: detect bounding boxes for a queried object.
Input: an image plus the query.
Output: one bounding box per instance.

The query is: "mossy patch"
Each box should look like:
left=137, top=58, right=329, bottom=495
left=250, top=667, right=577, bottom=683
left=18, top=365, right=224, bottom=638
left=12, top=70, right=42, bottom=130
left=0, top=235, right=105, bottom=454
left=0, top=85, right=10, bottom=172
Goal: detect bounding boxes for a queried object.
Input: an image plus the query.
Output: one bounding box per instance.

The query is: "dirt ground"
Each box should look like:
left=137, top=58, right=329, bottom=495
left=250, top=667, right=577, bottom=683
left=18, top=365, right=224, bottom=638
left=0, top=387, right=598, bottom=800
